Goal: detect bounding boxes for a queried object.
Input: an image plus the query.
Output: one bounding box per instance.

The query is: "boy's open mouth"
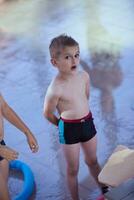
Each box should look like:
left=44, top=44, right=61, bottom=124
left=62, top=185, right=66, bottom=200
left=71, top=65, right=77, bottom=70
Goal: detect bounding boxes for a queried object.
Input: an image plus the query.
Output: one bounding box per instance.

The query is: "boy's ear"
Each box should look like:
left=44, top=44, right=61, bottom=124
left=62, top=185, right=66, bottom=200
left=51, top=58, right=57, bottom=67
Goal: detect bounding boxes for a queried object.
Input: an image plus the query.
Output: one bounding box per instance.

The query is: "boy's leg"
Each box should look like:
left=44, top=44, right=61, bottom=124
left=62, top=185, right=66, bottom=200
left=0, top=159, right=10, bottom=200
left=81, top=135, right=102, bottom=187
left=62, top=143, right=80, bottom=200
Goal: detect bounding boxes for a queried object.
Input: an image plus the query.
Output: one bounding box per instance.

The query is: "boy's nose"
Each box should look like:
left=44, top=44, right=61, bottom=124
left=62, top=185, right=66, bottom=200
left=72, top=57, right=76, bottom=65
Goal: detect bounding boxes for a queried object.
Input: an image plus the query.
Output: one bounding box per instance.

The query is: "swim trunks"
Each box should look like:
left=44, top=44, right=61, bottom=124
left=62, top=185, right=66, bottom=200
left=58, top=112, right=97, bottom=144
left=0, top=140, right=6, bottom=161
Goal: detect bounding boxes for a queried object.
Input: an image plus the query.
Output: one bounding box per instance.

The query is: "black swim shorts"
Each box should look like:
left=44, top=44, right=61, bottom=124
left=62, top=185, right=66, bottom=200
left=58, top=112, right=97, bottom=144
left=0, top=140, right=6, bottom=161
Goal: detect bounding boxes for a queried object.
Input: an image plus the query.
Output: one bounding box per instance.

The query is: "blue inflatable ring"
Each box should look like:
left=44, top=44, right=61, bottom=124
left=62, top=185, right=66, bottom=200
left=9, top=160, right=35, bottom=200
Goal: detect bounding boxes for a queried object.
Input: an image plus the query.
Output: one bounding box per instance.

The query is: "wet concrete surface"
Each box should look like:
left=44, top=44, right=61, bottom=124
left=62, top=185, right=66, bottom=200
left=0, top=0, right=134, bottom=199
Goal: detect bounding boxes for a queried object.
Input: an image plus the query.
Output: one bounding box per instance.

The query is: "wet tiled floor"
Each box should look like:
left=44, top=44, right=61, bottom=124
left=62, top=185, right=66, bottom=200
left=0, top=0, right=134, bottom=199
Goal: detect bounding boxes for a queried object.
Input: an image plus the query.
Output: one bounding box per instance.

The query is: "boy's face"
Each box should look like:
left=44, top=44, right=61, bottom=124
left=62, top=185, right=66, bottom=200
left=51, top=45, right=80, bottom=74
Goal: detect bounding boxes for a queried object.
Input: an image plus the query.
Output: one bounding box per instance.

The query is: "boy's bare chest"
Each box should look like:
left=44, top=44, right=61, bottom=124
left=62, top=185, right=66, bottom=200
left=60, top=79, right=85, bottom=100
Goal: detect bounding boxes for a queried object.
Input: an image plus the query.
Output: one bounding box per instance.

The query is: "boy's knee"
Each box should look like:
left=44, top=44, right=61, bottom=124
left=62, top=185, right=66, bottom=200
left=85, top=158, right=98, bottom=167
left=67, top=166, right=79, bottom=176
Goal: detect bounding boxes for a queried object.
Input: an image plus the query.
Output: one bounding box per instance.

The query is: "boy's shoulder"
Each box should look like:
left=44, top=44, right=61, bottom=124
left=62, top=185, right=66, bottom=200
left=79, top=70, right=89, bottom=80
left=50, top=75, right=61, bottom=87
left=47, top=76, right=61, bottom=95
left=79, top=69, right=89, bottom=75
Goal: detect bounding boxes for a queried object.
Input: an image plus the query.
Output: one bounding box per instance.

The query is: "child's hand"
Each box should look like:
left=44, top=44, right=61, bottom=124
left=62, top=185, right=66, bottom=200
left=26, top=132, right=38, bottom=153
left=0, top=145, right=19, bottom=161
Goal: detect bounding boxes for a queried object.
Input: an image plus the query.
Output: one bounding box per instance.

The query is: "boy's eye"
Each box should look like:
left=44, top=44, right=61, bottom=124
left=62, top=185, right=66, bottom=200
left=65, top=56, right=70, bottom=59
left=75, top=53, right=79, bottom=58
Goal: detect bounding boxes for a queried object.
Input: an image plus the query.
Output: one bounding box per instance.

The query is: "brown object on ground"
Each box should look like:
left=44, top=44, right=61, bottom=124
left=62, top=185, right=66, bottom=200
left=98, top=145, right=134, bottom=187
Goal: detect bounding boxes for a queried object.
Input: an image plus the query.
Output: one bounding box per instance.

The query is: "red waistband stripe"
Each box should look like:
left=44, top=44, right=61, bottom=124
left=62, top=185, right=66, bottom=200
left=60, top=112, right=92, bottom=123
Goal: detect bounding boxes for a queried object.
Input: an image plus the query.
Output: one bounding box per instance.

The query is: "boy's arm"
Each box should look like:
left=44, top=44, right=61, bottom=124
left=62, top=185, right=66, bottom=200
left=43, top=86, right=59, bottom=127
left=84, top=71, right=90, bottom=99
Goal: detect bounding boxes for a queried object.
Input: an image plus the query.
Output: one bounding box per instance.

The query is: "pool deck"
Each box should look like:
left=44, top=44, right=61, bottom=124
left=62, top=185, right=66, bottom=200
left=0, top=0, right=134, bottom=199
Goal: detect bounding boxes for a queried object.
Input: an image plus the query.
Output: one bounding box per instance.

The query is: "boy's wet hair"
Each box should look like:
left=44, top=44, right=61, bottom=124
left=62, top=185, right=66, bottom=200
left=49, top=34, right=79, bottom=58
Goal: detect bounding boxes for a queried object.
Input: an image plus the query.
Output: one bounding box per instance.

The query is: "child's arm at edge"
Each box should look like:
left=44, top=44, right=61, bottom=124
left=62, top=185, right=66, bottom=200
left=0, top=94, right=38, bottom=152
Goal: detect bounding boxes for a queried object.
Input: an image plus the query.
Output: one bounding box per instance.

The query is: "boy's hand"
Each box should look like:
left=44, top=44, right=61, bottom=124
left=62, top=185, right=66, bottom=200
left=26, top=132, right=38, bottom=153
left=0, top=145, right=19, bottom=161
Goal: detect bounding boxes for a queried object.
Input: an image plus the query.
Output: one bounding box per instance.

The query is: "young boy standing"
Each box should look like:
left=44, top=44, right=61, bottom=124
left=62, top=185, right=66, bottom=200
left=43, top=34, right=107, bottom=200
left=0, top=93, right=38, bottom=200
